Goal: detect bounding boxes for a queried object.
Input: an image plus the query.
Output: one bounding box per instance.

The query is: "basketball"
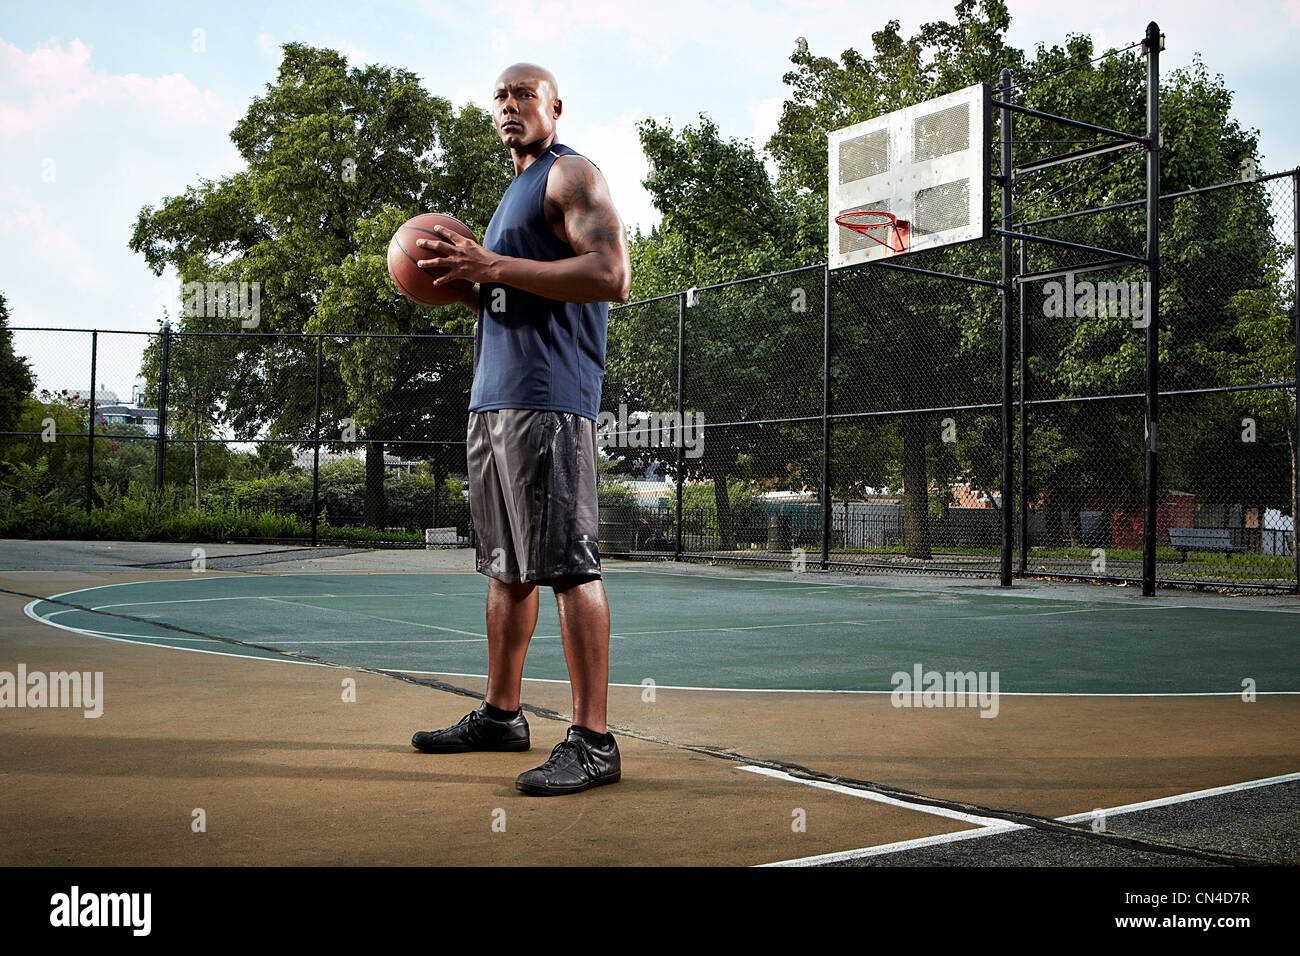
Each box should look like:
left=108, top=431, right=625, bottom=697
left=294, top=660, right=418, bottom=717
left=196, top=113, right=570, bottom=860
left=387, top=213, right=477, bottom=306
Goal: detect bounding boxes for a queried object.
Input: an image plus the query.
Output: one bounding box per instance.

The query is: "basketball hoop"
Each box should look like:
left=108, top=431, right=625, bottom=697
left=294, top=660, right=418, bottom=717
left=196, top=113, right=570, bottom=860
left=835, top=211, right=910, bottom=254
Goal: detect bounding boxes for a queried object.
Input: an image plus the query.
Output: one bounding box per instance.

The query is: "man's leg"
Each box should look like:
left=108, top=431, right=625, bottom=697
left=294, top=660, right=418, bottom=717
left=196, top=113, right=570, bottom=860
left=552, top=576, right=610, bottom=734
left=484, top=577, right=539, bottom=711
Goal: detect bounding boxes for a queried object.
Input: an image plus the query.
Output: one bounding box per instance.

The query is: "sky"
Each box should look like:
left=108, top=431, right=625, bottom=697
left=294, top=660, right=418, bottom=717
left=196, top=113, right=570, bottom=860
left=3, top=0, right=1299, bottom=399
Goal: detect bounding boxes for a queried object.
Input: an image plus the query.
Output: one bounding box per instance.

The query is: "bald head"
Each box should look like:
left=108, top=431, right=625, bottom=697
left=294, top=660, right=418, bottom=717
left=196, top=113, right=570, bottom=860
left=492, top=63, right=562, bottom=159
left=495, top=62, right=559, bottom=100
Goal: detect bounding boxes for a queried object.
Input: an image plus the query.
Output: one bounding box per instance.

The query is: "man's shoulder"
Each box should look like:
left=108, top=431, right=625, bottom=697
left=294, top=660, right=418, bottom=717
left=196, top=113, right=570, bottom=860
left=544, top=150, right=607, bottom=212
left=546, top=146, right=602, bottom=181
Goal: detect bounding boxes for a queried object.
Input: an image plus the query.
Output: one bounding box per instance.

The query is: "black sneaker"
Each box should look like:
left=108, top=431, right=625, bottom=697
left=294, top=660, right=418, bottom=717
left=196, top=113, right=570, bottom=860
left=411, top=702, right=530, bottom=753
left=515, top=727, right=621, bottom=796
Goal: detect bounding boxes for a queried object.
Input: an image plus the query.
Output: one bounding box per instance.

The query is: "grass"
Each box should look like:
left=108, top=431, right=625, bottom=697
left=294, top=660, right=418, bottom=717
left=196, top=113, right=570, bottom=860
left=0, top=487, right=430, bottom=547
left=717, top=538, right=1294, bottom=581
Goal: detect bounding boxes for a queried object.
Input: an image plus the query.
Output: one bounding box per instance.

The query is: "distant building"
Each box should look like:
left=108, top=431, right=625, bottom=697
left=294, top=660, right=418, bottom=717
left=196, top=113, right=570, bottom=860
left=94, top=403, right=159, bottom=436
left=949, top=482, right=1000, bottom=509
left=291, top=447, right=422, bottom=473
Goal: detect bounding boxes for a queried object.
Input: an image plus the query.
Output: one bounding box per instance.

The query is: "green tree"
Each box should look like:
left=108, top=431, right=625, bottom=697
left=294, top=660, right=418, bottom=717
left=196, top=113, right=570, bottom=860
left=766, top=0, right=1017, bottom=557
left=0, top=293, right=36, bottom=434
left=617, top=116, right=829, bottom=548
left=1, top=390, right=91, bottom=504
left=131, top=44, right=510, bottom=526
left=761, top=1, right=1275, bottom=555
left=1225, top=255, right=1297, bottom=559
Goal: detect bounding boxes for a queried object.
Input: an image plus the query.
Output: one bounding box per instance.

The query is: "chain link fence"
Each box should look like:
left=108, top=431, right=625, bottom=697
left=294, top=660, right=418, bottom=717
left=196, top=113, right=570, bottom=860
left=1, top=329, right=475, bottom=547
left=599, top=171, right=1296, bottom=590
left=3, top=172, right=1295, bottom=589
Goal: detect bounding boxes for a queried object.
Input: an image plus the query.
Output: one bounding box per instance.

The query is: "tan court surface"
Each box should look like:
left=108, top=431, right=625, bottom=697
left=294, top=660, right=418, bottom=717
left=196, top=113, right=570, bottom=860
left=1, top=553, right=1297, bottom=866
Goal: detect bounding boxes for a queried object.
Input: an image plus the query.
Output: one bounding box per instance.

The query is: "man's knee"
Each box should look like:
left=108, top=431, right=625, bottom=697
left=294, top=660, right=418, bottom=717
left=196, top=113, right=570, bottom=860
left=489, top=577, right=538, bottom=600
left=550, top=573, right=602, bottom=594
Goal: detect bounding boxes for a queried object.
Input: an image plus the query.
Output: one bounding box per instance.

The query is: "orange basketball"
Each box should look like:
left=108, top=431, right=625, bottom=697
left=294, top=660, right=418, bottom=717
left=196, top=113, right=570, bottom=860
left=387, top=213, right=477, bottom=306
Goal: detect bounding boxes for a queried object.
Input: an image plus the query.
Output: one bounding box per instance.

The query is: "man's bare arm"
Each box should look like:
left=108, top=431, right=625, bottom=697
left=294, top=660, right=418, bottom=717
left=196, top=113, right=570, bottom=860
left=415, top=156, right=631, bottom=304
left=444, top=283, right=480, bottom=314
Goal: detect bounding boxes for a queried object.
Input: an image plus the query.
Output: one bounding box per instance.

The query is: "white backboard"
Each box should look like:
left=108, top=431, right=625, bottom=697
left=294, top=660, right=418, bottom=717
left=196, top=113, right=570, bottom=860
left=829, top=83, right=991, bottom=269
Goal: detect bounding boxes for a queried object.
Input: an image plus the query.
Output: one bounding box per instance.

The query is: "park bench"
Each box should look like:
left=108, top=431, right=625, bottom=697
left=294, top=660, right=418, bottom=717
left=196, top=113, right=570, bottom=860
left=1167, top=527, right=1243, bottom=562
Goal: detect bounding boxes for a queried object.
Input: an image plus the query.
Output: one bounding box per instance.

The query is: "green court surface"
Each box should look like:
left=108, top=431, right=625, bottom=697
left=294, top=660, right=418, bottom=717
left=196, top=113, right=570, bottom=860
left=25, top=570, right=1297, bottom=694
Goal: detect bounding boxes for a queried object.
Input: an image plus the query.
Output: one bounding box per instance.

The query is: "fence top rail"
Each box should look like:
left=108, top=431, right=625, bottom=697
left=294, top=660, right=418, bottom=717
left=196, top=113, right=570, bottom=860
left=609, top=290, right=682, bottom=312
left=8, top=328, right=475, bottom=340
left=14, top=168, right=1297, bottom=334
left=688, top=262, right=826, bottom=295
left=608, top=168, right=1298, bottom=314
left=1018, top=167, right=1300, bottom=228
left=612, top=263, right=827, bottom=315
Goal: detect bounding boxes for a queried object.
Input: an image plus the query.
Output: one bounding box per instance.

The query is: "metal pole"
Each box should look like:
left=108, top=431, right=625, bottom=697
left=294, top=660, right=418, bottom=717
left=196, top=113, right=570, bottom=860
left=311, top=335, right=322, bottom=547
left=155, top=322, right=170, bottom=489
left=1292, top=171, right=1299, bottom=591
left=1019, top=238, right=1029, bottom=574
left=999, top=68, right=1014, bottom=587
left=85, top=330, right=97, bottom=513
left=675, top=292, right=685, bottom=561
left=821, top=264, right=832, bottom=570
left=1142, top=22, right=1162, bottom=596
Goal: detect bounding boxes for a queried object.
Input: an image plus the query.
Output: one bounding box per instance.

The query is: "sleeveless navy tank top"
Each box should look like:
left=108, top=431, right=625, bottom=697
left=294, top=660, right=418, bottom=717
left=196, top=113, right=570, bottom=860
left=468, top=143, right=608, bottom=422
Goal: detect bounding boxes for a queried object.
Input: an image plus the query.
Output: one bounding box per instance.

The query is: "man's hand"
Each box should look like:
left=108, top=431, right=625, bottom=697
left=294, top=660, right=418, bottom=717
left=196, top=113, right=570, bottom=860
left=415, top=227, right=491, bottom=314
left=415, top=227, right=499, bottom=286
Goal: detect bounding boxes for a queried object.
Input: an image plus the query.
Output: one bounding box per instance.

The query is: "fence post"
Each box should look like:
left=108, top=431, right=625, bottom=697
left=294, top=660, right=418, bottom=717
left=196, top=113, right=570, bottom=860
left=821, top=263, right=832, bottom=570
left=1142, top=21, right=1162, bottom=597
left=1018, top=238, right=1029, bottom=574
left=675, top=292, right=685, bottom=561
left=1293, top=170, right=1299, bottom=591
left=999, top=68, right=1014, bottom=587
left=311, top=334, right=322, bottom=547
left=154, top=322, right=170, bottom=490
left=85, top=330, right=97, bottom=513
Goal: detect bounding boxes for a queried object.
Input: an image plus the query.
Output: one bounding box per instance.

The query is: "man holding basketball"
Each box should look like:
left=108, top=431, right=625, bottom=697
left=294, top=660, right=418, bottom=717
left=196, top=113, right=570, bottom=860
left=408, top=63, right=631, bottom=796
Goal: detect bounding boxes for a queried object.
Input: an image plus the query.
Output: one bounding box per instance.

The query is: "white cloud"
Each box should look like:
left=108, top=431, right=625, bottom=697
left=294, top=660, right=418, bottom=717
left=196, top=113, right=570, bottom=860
left=340, top=44, right=371, bottom=67
left=451, top=85, right=485, bottom=109
left=749, top=95, right=784, bottom=153
left=0, top=34, right=242, bottom=371
left=0, top=37, right=228, bottom=138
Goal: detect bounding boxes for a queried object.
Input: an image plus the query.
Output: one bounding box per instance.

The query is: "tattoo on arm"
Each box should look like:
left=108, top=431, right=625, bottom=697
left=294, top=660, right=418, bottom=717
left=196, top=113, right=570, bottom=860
left=549, top=158, right=625, bottom=255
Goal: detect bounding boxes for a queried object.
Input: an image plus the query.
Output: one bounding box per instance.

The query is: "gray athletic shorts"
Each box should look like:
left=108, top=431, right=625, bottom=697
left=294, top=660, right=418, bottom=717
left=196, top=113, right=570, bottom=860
left=467, top=408, right=602, bottom=585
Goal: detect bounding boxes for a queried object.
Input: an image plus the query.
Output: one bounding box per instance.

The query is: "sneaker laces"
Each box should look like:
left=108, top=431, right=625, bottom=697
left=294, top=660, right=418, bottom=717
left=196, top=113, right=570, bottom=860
left=447, top=710, right=481, bottom=737
left=539, top=739, right=584, bottom=772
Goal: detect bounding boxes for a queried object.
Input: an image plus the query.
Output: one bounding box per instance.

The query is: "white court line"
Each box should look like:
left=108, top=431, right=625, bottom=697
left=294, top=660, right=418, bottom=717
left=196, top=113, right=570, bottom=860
left=1154, top=603, right=1300, bottom=615
left=39, top=599, right=1233, bottom=641
left=84, top=592, right=465, bottom=609
left=20, top=601, right=321, bottom=666
left=610, top=604, right=1169, bottom=638
left=738, top=766, right=1008, bottom=827
left=610, top=568, right=1300, bottom=612
left=22, top=583, right=1300, bottom=694
left=255, top=596, right=489, bottom=638
left=738, top=585, right=850, bottom=592
left=386, top=670, right=1300, bottom=695
left=253, top=596, right=624, bottom=641
left=756, top=769, right=1300, bottom=867
left=1056, top=770, right=1300, bottom=821
left=758, top=824, right=1025, bottom=866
